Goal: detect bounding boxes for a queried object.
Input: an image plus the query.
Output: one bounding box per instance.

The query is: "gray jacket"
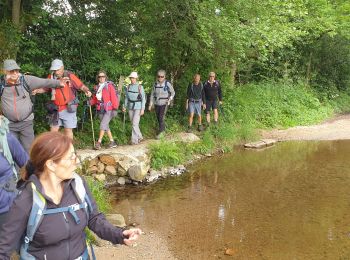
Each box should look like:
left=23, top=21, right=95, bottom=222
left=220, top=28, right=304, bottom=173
left=1, top=75, right=61, bottom=122
left=149, top=80, right=175, bottom=106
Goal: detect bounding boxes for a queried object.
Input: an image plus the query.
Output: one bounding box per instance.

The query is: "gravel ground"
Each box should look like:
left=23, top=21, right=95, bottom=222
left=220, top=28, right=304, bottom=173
left=93, top=230, right=177, bottom=260
left=260, top=114, right=350, bottom=141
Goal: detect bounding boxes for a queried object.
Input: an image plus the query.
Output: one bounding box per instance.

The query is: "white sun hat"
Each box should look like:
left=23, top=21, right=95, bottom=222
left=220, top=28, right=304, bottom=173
left=128, top=71, right=138, bottom=79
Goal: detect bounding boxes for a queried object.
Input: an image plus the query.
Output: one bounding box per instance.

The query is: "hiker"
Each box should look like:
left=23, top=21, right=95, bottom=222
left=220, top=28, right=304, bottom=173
left=122, top=72, right=146, bottom=145
left=0, top=59, right=65, bottom=152
left=203, top=71, right=222, bottom=125
left=186, top=73, right=206, bottom=132
left=148, top=70, right=175, bottom=139
left=45, top=59, right=92, bottom=139
left=90, top=70, right=119, bottom=150
left=0, top=115, right=28, bottom=231
left=0, top=132, right=142, bottom=259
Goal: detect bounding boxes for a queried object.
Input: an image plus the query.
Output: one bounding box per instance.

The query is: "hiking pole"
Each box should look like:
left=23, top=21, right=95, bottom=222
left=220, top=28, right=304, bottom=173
left=123, top=109, right=126, bottom=132
left=88, top=102, right=96, bottom=147
left=218, top=103, right=227, bottom=123
left=80, top=103, right=88, bottom=131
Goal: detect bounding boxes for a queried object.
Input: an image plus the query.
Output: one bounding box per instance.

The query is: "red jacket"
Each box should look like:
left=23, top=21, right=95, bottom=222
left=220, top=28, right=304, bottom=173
left=90, top=82, right=119, bottom=111
left=48, top=71, right=85, bottom=112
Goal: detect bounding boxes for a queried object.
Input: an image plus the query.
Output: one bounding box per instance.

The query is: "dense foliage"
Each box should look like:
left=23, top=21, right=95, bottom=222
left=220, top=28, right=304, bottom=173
left=1, top=0, right=350, bottom=149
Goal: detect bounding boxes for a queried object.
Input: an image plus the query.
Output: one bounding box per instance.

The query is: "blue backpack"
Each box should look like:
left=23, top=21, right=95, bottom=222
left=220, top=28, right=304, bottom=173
left=20, top=173, right=95, bottom=260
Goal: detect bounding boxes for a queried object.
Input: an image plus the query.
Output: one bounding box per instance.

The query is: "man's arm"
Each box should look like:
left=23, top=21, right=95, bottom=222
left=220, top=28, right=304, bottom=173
left=168, top=82, right=175, bottom=102
left=148, top=83, right=155, bottom=110
left=69, top=73, right=91, bottom=97
left=24, top=75, right=62, bottom=90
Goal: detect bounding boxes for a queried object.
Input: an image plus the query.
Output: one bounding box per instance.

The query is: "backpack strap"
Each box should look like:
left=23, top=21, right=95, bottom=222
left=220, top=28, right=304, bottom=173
left=0, top=76, right=5, bottom=97
left=72, top=173, right=92, bottom=216
left=20, top=75, right=35, bottom=105
left=0, top=116, right=18, bottom=180
left=20, top=182, right=47, bottom=258
left=154, top=81, right=171, bottom=100
left=127, top=85, right=142, bottom=110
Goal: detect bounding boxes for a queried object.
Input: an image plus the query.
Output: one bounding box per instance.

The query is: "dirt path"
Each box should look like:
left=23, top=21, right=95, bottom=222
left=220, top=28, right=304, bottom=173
left=261, top=114, right=350, bottom=141
left=93, top=230, right=177, bottom=260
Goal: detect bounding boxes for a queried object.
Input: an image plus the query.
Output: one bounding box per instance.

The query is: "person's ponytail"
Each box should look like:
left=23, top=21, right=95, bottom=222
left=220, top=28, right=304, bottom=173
left=21, top=160, right=35, bottom=181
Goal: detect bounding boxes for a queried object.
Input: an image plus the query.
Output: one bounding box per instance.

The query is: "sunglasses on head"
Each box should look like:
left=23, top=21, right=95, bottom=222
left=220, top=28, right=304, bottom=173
left=98, top=75, right=106, bottom=78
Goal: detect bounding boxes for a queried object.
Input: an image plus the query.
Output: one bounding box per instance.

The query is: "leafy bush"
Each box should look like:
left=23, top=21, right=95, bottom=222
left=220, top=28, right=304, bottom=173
left=149, top=140, right=186, bottom=170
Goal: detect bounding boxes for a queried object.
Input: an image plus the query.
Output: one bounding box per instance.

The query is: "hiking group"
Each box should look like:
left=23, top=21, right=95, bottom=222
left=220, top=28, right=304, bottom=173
left=0, top=58, right=223, bottom=259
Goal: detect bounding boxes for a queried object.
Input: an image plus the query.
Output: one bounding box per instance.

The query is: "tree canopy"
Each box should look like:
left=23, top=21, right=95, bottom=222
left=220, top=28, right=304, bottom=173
left=1, top=0, right=349, bottom=92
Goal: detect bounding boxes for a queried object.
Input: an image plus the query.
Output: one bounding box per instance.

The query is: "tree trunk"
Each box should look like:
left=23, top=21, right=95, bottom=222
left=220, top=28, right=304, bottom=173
left=306, top=52, right=312, bottom=86
left=12, top=0, right=21, bottom=26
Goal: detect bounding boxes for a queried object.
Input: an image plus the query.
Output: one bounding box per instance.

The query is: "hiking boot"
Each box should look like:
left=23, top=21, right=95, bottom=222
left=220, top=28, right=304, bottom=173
left=186, top=125, right=193, bottom=133
left=108, top=141, right=117, bottom=148
left=94, top=142, right=102, bottom=150
left=197, top=125, right=203, bottom=132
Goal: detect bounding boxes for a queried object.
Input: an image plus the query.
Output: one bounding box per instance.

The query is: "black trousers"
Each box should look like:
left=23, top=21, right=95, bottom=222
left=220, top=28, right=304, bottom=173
left=155, top=105, right=167, bottom=133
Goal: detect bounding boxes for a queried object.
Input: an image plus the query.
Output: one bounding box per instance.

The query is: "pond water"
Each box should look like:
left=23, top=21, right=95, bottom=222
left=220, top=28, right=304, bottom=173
left=112, top=141, right=350, bottom=259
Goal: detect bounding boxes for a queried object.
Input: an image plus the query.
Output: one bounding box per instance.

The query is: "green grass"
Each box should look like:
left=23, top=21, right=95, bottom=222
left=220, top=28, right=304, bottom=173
left=84, top=176, right=112, bottom=244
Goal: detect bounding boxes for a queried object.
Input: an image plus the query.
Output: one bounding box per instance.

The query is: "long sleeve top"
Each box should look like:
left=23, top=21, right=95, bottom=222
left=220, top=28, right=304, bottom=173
left=1, top=75, right=61, bottom=122
left=90, top=82, right=119, bottom=111
left=0, top=174, right=124, bottom=260
left=203, top=80, right=222, bottom=101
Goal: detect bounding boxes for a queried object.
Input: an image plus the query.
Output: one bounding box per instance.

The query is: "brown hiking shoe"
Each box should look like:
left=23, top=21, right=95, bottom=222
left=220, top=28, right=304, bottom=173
left=108, top=141, right=117, bottom=148
left=94, top=142, right=102, bottom=150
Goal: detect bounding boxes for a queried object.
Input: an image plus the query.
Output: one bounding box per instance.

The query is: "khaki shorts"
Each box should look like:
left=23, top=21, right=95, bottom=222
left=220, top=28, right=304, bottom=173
left=51, top=109, right=77, bottom=129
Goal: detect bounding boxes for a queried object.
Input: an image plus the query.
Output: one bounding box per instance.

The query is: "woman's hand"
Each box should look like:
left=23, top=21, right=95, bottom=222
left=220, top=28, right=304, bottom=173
left=123, top=228, right=142, bottom=246
left=140, top=109, right=144, bottom=116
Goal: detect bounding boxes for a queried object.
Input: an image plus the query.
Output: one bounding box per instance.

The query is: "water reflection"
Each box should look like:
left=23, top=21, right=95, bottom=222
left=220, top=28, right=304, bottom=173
left=112, top=141, right=350, bottom=259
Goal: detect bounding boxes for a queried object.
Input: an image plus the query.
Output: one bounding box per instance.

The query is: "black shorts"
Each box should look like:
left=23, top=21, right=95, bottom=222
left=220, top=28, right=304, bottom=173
left=205, top=99, right=218, bottom=113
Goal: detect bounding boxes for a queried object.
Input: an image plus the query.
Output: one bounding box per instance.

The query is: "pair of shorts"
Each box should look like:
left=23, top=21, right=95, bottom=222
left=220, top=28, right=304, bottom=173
left=188, top=101, right=202, bottom=115
left=98, top=110, right=117, bottom=131
left=205, top=100, right=218, bottom=113
left=51, top=109, right=77, bottom=129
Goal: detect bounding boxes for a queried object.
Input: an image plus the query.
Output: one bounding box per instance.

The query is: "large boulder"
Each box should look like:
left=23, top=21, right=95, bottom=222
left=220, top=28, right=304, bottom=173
left=105, top=165, right=117, bottom=175
left=128, top=164, right=149, bottom=182
left=97, top=162, right=105, bottom=173
left=117, top=155, right=139, bottom=176
left=88, top=158, right=99, bottom=168
left=98, top=154, right=117, bottom=166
